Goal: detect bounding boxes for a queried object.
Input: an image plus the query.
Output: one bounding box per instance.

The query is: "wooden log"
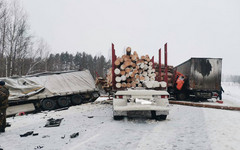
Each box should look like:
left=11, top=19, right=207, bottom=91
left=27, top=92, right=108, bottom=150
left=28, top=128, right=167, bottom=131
left=131, top=55, right=138, bottom=62
left=130, top=72, right=135, bottom=78
left=140, top=75, right=145, bottom=81
left=149, top=62, right=153, bottom=66
left=126, top=47, right=131, bottom=56
left=121, top=75, right=126, bottom=81
left=131, top=62, right=136, bottom=68
left=144, top=76, right=150, bottom=81
left=122, top=82, right=127, bottom=88
left=131, top=77, right=136, bottom=82
left=142, top=71, right=148, bottom=77
left=116, top=83, right=121, bottom=88
left=127, top=83, right=132, bottom=88
left=115, top=76, right=122, bottom=82
left=124, top=60, right=132, bottom=67
left=140, top=63, right=144, bottom=69
left=141, top=56, right=146, bottom=60
left=125, top=67, right=131, bottom=73
left=120, top=70, right=125, bottom=75
left=131, top=82, right=136, bottom=88
left=143, top=64, right=148, bottom=70
left=123, top=56, right=131, bottom=62
left=114, top=68, right=120, bottom=75
left=114, top=58, right=121, bottom=66
left=120, top=64, right=126, bottom=70
left=138, top=69, right=143, bottom=74
left=150, top=76, right=155, bottom=81
left=120, top=57, right=124, bottom=63
left=133, top=69, right=138, bottom=74
left=169, top=100, right=240, bottom=111
left=135, top=74, right=140, bottom=79
left=126, top=78, right=131, bottom=83
left=138, top=83, right=142, bottom=87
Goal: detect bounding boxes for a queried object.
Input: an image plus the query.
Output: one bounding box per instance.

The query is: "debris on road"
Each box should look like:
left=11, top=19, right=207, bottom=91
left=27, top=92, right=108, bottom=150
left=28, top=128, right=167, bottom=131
left=44, top=118, right=63, bottom=127
left=70, top=132, right=79, bottom=138
left=61, top=135, right=65, bottom=139
left=33, top=133, right=39, bottom=136
left=34, top=145, right=44, bottom=149
left=20, top=131, right=34, bottom=137
left=88, top=116, right=94, bottom=118
left=42, top=135, right=50, bottom=138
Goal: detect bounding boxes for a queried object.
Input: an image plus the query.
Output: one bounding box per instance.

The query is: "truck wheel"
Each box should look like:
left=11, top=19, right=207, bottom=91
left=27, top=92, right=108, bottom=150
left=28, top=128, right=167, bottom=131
left=71, top=95, right=83, bottom=105
left=151, top=111, right=157, bottom=119
left=91, top=92, right=100, bottom=101
left=42, top=99, right=56, bottom=110
left=177, top=93, right=187, bottom=100
left=57, top=97, right=70, bottom=107
left=151, top=111, right=167, bottom=120
left=113, top=116, right=124, bottom=120
left=159, top=115, right=167, bottom=120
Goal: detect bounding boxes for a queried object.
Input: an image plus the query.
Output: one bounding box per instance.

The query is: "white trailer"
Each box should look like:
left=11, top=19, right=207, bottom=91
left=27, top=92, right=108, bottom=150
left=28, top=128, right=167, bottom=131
left=113, top=86, right=170, bottom=120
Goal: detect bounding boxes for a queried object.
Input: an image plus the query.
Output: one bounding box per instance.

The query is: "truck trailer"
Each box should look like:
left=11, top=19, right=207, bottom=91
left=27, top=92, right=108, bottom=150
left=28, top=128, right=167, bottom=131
left=170, top=58, right=222, bottom=100
left=1, top=70, right=100, bottom=116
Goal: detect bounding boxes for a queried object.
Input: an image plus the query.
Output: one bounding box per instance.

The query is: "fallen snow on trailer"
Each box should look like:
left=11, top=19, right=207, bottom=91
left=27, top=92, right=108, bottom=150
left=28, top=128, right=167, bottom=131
left=0, top=82, right=240, bottom=150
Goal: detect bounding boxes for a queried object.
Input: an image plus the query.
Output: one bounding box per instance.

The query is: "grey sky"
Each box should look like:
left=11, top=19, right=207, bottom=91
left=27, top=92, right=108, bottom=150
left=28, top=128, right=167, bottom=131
left=20, top=0, right=240, bottom=75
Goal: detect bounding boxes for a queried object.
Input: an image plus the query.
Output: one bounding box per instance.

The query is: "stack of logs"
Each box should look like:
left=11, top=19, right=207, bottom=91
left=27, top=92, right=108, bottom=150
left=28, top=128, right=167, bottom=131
left=155, top=64, right=174, bottom=87
left=113, top=47, right=156, bottom=88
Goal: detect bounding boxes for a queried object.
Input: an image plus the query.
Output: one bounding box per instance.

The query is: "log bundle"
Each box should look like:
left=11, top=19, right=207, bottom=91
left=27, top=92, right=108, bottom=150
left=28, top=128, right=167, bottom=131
left=113, top=47, right=157, bottom=88
left=154, top=63, right=174, bottom=87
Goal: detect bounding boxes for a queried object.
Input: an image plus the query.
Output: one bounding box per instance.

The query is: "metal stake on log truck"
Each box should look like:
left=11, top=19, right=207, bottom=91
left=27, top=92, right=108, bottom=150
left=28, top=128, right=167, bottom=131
left=111, top=44, right=170, bottom=120
left=1, top=70, right=100, bottom=116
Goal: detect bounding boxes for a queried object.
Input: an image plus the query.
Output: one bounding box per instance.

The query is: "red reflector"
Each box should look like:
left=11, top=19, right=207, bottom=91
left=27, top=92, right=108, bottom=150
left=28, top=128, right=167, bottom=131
left=161, top=95, right=169, bottom=98
left=115, top=95, right=123, bottom=99
left=214, top=93, right=218, bottom=97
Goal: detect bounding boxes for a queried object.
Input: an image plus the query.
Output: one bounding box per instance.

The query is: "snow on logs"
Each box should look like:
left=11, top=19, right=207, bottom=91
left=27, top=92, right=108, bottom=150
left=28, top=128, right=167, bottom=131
left=113, top=47, right=158, bottom=88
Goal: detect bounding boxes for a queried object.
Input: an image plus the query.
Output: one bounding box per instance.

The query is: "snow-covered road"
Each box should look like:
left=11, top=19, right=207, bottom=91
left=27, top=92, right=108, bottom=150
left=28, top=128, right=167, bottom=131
left=1, top=101, right=240, bottom=150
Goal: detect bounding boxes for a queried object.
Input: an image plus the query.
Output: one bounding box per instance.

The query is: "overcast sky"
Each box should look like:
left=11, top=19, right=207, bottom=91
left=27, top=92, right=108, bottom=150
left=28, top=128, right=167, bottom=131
left=19, top=0, right=240, bottom=75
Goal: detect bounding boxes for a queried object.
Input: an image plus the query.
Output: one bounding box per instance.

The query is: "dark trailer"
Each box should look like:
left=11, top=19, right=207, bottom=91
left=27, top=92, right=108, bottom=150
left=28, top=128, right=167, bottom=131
left=174, top=58, right=222, bottom=99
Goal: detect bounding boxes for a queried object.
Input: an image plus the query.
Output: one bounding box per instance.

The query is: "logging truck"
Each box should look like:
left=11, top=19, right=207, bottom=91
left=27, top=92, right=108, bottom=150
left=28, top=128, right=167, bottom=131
left=111, top=44, right=170, bottom=120
left=2, top=70, right=100, bottom=116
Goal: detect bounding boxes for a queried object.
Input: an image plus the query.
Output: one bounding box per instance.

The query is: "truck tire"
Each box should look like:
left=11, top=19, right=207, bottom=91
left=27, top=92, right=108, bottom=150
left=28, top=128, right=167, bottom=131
left=91, top=92, right=100, bottom=101
left=177, top=93, right=187, bottom=100
left=57, top=97, right=70, bottom=107
left=151, top=111, right=167, bottom=121
left=113, top=116, right=124, bottom=120
left=71, top=95, right=83, bottom=105
left=42, top=99, right=57, bottom=110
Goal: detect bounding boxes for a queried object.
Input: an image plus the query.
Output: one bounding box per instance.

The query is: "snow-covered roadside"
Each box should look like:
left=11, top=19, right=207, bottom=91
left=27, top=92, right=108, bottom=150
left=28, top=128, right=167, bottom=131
left=221, top=82, right=240, bottom=107
left=1, top=101, right=240, bottom=150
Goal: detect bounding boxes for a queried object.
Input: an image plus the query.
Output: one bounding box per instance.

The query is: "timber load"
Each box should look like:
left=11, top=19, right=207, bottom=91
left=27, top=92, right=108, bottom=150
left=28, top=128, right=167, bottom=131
left=155, top=63, right=174, bottom=87
left=111, top=47, right=159, bottom=89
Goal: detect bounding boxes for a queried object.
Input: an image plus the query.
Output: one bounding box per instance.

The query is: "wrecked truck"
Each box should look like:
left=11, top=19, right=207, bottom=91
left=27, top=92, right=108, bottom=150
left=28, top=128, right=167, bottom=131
left=170, top=58, right=222, bottom=100
left=1, top=70, right=99, bottom=115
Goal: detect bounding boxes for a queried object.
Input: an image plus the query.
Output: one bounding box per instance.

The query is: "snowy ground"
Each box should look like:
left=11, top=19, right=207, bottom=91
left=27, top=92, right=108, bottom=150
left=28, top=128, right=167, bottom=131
left=0, top=82, right=240, bottom=150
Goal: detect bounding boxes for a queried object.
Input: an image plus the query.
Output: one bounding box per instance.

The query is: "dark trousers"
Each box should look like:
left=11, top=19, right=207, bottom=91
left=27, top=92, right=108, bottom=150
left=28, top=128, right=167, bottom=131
left=0, top=108, right=6, bottom=132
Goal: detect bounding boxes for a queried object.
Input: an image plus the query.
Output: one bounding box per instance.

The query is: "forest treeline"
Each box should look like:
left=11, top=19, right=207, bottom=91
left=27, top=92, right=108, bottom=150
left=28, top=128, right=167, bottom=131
left=0, top=0, right=110, bottom=78
left=32, top=52, right=111, bottom=78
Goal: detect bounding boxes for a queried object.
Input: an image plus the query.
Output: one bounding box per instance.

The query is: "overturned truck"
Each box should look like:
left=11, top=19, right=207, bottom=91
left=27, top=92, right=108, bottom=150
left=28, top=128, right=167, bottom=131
left=1, top=70, right=99, bottom=115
